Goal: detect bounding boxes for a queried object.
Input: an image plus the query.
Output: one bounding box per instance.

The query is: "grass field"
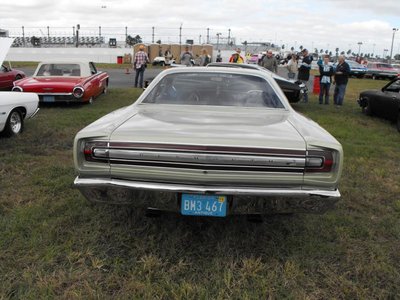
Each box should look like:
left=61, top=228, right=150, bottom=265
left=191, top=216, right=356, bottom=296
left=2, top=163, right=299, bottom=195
left=1, top=79, right=399, bottom=299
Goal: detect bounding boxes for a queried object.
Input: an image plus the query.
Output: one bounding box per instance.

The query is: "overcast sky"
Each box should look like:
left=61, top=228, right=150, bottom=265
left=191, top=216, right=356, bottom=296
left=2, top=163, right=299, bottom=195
left=2, top=0, right=399, bottom=56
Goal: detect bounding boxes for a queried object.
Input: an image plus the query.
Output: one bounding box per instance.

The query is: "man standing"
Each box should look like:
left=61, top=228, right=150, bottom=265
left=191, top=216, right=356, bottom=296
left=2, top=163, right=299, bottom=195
left=297, top=49, right=313, bottom=103
left=261, top=50, right=278, bottom=73
left=318, top=55, right=334, bottom=105
left=133, top=44, right=149, bottom=88
left=333, top=55, right=350, bottom=107
left=180, top=46, right=193, bottom=66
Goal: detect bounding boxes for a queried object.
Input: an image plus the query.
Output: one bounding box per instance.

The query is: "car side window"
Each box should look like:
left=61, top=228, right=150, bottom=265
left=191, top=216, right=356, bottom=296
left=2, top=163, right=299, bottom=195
left=89, top=62, right=97, bottom=75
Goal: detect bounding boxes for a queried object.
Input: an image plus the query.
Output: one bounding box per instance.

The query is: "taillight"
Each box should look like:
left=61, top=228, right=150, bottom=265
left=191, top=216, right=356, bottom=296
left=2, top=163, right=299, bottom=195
left=305, top=150, right=334, bottom=173
left=73, top=86, right=84, bottom=98
left=83, top=141, right=108, bottom=162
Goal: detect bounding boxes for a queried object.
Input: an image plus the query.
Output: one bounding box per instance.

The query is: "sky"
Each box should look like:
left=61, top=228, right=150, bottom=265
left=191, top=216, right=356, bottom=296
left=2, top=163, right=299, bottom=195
left=1, top=0, right=399, bottom=57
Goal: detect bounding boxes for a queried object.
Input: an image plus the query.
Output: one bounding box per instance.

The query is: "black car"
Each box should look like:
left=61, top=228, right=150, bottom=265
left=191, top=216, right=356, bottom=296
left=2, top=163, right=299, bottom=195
left=207, top=62, right=306, bottom=103
left=358, top=77, right=400, bottom=132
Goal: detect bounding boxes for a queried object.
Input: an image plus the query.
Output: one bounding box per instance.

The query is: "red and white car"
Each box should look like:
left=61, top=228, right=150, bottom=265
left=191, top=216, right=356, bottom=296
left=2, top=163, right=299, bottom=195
left=0, top=63, right=26, bottom=90
left=13, top=60, right=109, bottom=104
left=0, top=37, right=39, bottom=137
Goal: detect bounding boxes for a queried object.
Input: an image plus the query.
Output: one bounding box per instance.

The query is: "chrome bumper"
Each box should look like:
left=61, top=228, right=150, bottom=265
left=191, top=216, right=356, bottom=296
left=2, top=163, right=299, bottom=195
left=74, top=177, right=340, bottom=214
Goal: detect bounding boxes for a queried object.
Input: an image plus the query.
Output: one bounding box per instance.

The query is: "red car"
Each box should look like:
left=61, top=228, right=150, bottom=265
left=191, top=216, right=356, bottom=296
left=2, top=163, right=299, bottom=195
left=13, top=60, right=109, bottom=104
left=0, top=64, right=25, bottom=90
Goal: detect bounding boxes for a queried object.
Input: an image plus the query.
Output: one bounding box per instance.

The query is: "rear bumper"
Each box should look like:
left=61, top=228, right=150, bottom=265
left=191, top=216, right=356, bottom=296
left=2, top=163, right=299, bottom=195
left=74, top=177, right=340, bottom=214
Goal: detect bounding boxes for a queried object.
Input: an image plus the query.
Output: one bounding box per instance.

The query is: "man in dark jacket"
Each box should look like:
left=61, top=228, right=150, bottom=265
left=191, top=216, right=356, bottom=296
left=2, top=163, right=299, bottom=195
left=333, top=56, right=350, bottom=106
left=318, top=55, right=334, bottom=104
left=297, top=49, right=313, bottom=103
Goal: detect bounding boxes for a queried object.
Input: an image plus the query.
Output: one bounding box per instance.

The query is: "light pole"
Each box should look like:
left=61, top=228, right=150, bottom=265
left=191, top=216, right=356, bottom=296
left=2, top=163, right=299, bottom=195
left=372, top=43, right=376, bottom=57
left=216, top=33, right=221, bottom=50
left=357, top=42, right=363, bottom=56
left=389, top=28, right=398, bottom=64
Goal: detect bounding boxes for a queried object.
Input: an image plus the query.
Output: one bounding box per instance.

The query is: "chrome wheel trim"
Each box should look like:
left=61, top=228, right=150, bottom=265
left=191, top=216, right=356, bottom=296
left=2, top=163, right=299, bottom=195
left=10, top=111, right=22, bottom=134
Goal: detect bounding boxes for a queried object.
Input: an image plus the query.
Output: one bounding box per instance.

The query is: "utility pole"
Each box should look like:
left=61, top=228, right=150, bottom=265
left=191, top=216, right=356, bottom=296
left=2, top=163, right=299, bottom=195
left=47, top=26, right=49, bottom=38
left=76, top=24, right=80, bottom=48
left=207, top=28, right=210, bottom=44
left=357, top=42, right=363, bottom=56
left=152, top=26, right=155, bottom=44
left=99, top=26, right=101, bottom=39
left=22, top=26, right=25, bottom=46
left=228, top=28, right=231, bottom=45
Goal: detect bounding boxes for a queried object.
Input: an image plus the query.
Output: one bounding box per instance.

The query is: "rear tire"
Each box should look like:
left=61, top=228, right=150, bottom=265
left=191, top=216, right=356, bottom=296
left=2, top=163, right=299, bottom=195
left=3, top=110, right=24, bottom=137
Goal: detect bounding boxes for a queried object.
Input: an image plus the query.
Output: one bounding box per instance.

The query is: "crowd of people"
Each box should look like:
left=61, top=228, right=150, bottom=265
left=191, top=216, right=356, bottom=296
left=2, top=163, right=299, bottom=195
left=133, top=45, right=351, bottom=106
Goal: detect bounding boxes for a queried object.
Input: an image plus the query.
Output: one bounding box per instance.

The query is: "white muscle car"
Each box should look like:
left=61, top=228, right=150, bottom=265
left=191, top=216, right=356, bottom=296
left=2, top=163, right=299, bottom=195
left=74, top=67, right=343, bottom=216
left=0, top=38, right=39, bottom=137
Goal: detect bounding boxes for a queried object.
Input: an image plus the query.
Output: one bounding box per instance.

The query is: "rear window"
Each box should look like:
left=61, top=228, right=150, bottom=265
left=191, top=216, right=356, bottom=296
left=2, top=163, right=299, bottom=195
left=36, top=64, right=81, bottom=76
left=142, top=72, right=284, bottom=108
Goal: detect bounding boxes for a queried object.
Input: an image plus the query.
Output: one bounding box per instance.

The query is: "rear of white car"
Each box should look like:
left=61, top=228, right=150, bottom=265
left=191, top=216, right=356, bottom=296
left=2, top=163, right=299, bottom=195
left=74, top=68, right=343, bottom=216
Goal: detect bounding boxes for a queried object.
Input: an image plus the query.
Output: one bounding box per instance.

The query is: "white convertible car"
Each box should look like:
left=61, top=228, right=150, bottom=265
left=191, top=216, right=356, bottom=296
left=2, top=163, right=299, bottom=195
left=74, top=67, right=343, bottom=216
left=0, top=38, right=39, bottom=137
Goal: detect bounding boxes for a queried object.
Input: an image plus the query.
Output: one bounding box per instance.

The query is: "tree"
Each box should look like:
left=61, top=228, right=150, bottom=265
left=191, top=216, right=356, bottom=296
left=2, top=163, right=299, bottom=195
left=156, top=39, right=162, bottom=44
left=290, top=46, right=294, bottom=51
left=329, top=51, right=332, bottom=56
left=325, top=50, right=328, bottom=54
left=320, top=49, right=323, bottom=54
left=346, top=49, right=351, bottom=55
left=126, top=34, right=142, bottom=46
left=314, top=48, right=318, bottom=54
left=281, top=44, right=285, bottom=50
left=340, top=51, right=345, bottom=55
left=394, top=54, right=400, bottom=60
left=299, top=45, right=303, bottom=51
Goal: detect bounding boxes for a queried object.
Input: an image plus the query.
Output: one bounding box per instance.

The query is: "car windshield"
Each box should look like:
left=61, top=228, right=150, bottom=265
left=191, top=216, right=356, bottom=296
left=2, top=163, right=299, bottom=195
left=142, top=72, right=284, bottom=108
left=385, top=79, right=400, bottom=92
left=36, top=63, right=81, bottom=76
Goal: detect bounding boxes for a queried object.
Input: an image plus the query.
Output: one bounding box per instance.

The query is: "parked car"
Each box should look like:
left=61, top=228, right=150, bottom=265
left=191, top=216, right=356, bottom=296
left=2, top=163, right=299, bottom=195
left=74, top=67, right=343, bottom=217
left=152, top=56, right=175, bottom=66
left=12, top=60, right=109, bottom=104
left=247, top=54, right=260, bottom=64
left=207, top=62, right=306, bottom=103
left=0, top=37, right=39, bottom=137
left=365, top=62, right=398, bottom=80
left=357, top=77, right=400, bottom=132
left=335, top=60, right=367, bottom=78
left=0, top=63, right=26, bottom=90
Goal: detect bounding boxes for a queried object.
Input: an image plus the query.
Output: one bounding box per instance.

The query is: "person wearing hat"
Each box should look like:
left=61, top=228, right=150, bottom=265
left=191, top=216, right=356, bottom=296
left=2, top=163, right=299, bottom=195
left=133, top=44, right=149, bottom=88
left=229, top=48, right=244, bottom=63
left=297, top=48, right=313, bottom=103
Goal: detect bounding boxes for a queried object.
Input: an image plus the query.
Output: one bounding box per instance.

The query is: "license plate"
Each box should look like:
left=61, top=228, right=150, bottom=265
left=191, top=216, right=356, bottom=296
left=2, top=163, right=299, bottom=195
left=43, top=95, right=55, bottom=102
left=181, top=194, right=227, bottom=217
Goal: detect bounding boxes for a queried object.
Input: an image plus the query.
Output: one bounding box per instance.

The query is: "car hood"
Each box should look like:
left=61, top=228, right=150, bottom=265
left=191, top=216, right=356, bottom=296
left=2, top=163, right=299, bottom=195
left=110, top=104, right=306, bottom=151
left=15, top=77, right=82, bottom=92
